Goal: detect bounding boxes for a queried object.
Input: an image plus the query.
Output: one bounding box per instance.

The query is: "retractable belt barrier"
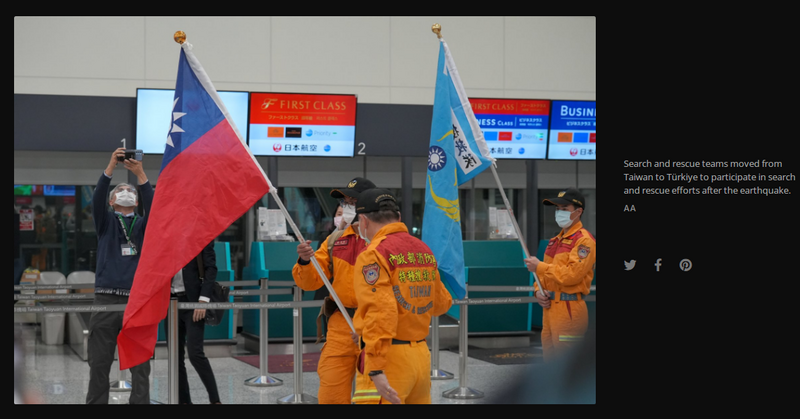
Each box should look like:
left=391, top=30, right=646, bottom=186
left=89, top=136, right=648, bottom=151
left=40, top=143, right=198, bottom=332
left=442, top=284, right=597, bottom=400
left=14, top=279, right=323, bottom=404
left=14, top=281, right=596, bottom=404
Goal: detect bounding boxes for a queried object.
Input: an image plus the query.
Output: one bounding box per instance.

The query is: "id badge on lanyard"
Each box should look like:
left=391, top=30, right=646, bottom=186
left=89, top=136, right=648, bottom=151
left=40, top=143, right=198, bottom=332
left=117, top=215, right=138, bottom=257
left=121, top=244, right=137, bottom=256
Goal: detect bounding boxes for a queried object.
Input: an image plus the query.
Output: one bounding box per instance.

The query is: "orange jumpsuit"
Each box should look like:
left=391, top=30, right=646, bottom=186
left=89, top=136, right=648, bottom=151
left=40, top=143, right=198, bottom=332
left=351, top=223, right=453, bottom=404
left=534, top=220, right=596, bottom=362
left=292, top=225, right=367, bottom=404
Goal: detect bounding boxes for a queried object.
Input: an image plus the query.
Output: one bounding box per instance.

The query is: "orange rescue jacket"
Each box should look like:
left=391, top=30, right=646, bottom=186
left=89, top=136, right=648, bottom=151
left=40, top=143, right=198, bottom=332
left=534, top=220, right=596, bottom=297
left=353, top=222, right=453, bottom=370
left=292, top=225, right=367, bottom=310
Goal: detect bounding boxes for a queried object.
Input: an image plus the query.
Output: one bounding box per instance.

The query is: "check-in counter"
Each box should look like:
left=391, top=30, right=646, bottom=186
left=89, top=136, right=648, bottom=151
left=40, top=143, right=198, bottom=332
left=241, top=241, right=320, bottom=342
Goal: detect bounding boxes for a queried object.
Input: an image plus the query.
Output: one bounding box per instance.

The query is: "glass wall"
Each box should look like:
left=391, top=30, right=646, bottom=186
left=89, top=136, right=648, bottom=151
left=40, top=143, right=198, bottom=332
left=14, top=184, right=596, bottom=282
left=14, top=184, right=93, bottom=276
left=253, top=186, right=596, bottom=245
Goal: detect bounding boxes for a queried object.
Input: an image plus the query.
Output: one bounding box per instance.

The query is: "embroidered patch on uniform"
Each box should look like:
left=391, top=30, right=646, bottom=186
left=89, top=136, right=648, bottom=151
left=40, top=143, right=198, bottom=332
left=334, top=238, right=349, bottom=246
left=362, top=263, right=380, bottom=285
left=577, top=244, right=590, bottom=259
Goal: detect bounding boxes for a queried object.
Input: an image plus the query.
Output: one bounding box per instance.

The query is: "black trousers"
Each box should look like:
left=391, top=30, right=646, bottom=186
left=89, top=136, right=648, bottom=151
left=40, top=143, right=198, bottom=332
left=86, top=293, right=151, bottom=404
left=165, top=295, right=220, bottom=404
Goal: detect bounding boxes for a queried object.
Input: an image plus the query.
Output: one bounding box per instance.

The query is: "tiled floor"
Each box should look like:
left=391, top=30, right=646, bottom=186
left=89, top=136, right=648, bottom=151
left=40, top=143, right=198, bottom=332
left=14, top=321, right=551, bottom=405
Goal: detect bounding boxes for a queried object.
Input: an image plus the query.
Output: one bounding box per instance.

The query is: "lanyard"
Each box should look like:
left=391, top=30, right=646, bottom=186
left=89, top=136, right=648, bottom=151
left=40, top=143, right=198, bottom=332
left=116, top=214, right=138, bottom=248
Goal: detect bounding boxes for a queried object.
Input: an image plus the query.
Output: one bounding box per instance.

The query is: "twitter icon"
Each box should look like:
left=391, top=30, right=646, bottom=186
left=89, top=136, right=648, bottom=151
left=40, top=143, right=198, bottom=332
left=624, top=260, right=636, bottom=271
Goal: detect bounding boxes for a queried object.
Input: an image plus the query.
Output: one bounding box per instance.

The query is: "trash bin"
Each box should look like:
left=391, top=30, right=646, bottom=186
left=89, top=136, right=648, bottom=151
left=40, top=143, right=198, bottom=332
left=41, top=312, right=65, bottom=345
left=37, top=271, right=68, bottom=345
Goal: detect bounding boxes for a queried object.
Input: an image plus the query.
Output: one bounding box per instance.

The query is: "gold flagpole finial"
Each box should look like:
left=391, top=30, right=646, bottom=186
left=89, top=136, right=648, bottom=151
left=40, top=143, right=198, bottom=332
left=174, top=31, right=187, bottom=44
left=432, top=24, right=442, bottom=39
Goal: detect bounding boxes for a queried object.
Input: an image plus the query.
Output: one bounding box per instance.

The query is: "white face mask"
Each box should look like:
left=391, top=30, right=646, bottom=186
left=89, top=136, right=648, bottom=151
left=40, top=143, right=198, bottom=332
left=333, top=216, right=343, bottom=230
left=555, top=209, right=575, bottom=229
left=342, top=204, right=356, bottom=225
left=357, top=217, right=370, bottom=244
left=114, top=190, right=137, bottom=207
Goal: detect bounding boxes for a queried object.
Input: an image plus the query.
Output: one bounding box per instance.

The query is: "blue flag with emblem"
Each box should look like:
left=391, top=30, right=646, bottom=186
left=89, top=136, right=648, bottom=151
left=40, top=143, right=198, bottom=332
left=422, top=38, right=494, bottom=300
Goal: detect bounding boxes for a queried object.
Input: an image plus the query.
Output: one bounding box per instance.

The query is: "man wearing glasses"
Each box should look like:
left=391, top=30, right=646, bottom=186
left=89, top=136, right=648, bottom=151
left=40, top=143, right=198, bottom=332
left=86, top=148, right=152, bottom=404
left=293, top=177, right=375, bottom=404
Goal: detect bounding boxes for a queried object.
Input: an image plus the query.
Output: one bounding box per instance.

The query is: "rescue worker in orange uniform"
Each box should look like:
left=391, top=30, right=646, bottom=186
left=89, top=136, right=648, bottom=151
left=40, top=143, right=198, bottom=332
left=350, top=189, right=453, bottom=404
left=292, top=177, right=375, bottom=404
left=524, top=187, right=596, bottom=362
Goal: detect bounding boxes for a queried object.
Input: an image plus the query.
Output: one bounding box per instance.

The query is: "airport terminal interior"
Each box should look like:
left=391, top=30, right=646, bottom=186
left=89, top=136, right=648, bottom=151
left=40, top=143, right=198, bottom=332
left=15, top=17, right=595, bottom=404
left=13, top=312, right=559, bottom=404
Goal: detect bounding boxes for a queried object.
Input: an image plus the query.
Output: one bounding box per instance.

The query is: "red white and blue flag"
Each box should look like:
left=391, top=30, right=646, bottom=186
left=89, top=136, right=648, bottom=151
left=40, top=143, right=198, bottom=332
left=118, top=41, right=271, bottom=369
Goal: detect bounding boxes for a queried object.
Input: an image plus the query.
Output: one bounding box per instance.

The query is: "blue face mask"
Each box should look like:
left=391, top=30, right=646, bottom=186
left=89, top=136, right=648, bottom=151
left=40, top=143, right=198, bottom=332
left=555, top=210, right=574, bottom=229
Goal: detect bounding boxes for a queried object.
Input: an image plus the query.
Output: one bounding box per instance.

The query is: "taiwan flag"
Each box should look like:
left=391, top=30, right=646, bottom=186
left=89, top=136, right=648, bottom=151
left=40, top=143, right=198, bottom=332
left=118, top=40, right=271, bottom=370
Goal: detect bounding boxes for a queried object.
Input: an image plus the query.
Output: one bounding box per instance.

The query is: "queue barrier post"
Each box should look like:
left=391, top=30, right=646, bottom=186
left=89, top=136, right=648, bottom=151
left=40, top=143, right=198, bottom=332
left=277, top=285, right=317, bottom=404
left=442, top=288, right=484, bottom=400
left=245, top=278, right=283, bottom=387
left=166, top=297, right=179, bottom=404
left=110, top=346, right=132, bottom=392
left=430, top=315, right=453, bottom=380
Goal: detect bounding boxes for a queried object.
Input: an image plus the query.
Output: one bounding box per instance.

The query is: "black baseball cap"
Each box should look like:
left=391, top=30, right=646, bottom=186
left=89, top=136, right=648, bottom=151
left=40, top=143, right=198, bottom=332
left=330, top=177, right=376, bottom=199
left=356, top=188, right=397, bottom=215
left=543, top=187, right=585, bottom=208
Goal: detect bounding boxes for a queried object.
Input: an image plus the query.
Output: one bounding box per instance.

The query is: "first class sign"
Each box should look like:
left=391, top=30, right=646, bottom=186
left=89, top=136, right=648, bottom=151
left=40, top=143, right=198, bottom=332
left=249, top=92, right=356, bottom=126
left=248, top=92, right=358, bottom=157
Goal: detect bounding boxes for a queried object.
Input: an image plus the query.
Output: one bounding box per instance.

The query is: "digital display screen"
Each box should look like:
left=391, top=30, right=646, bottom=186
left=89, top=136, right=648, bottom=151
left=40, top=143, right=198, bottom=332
left=135, top=88, right=250, bottom=154
left=14, top=185, right=75, bottom=196
left=469, top=98, right=550, bottom=159
left=44, top=185, right=76, bottom=196
left=248, top=92, right=357, bottom=157
left=14, top=185, right=36, bottom=196
left=547, top=100, right=596, bottom=160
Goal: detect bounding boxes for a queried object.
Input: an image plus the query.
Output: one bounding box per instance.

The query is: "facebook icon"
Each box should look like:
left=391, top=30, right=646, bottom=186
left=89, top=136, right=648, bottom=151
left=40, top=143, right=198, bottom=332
left=654, top=258, right=662, bottom=272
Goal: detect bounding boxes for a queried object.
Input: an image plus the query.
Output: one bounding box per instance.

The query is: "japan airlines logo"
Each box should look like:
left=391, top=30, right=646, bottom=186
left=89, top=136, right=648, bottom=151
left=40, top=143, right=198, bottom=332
left=261, top=98, right=278, bottom=109
left=273, top=144, right=282, bottom=152
left=570, top=148, right=578, bottom=156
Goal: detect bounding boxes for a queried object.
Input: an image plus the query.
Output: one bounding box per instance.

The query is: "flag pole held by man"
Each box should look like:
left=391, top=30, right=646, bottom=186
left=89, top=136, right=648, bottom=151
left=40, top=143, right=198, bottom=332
left=422, top=25, right=546, bottom=297
left=117, top=32, right=271, bottom=370
left=421, top=24, right=495, bottom=300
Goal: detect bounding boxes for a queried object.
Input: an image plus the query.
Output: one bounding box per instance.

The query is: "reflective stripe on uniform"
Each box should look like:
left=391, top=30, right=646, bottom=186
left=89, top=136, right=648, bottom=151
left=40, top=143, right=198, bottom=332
left=558, top=335, right=584, bottom=342
left=352, top=389, right=381, bottom=402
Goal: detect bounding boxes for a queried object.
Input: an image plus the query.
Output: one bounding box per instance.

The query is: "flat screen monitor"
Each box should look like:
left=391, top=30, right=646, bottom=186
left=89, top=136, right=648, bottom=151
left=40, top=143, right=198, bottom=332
left=547, top=100, right=596, bottom=160
left=43, top=185, right=76, bottom=196
left=135, top=88, right=250, bottom=154
left=469, top=98, right=550, bottom=159
left=248, top=92, right=357, bottom=157
left=14, top=185, right=39, bottom=196
left=13, top=185, right=75, bottom=196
